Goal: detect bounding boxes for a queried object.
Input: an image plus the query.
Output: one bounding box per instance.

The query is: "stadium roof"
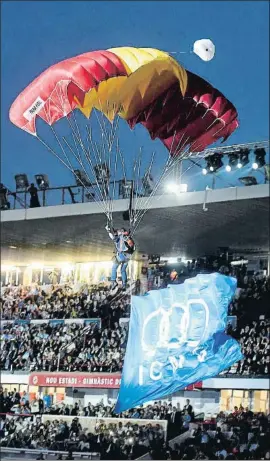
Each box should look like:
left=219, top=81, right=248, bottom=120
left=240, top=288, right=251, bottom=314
left=1, top=184, right=269, bottom=264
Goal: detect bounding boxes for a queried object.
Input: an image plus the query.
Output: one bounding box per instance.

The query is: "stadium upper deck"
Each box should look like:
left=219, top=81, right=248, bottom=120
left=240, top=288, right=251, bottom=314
left=1, top=184, right=269, bottom=264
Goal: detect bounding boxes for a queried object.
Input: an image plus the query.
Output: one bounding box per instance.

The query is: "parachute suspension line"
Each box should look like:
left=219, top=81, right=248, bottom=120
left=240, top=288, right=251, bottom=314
left=94, top=97, right=115, bottom=150
left=90, top=133, right=110, bottom=215
left=35, top=135, right=105, bottom=214
left=61, top=135, right=107, bottom=215
left=53, top=84, right=88, bottom=172
left=95, top=137, right=111, bottom=220
left=66, top=111, right=110, bottom=218
left=109, top=138, right=120, bottom=223
left=118, top=146, right=127, bottom=185
left=132, top=158, right=197, bottom=235
left=102, top=117, right=113, bottom=223
left=129, top=147, right=142, bottom=227
left=132, top=147, right=143, bottom=223
left=42, top=105, right=76, bottom=175
left=37, top=89, right=109, bottom=216
left=65, top=115, right=109, bottom=214
left=108, top=112, right=120, bottom=152
left=132, top=131, right=199, bottom=234
left=91, top=107, right=122, bottom=223
left=84, top=125, right=112, bottom=218
left=62, top=137, right=108, bottom=215
left=131, top=131, right=183, bottom=230
left=133, top=151, right=156, bottom=225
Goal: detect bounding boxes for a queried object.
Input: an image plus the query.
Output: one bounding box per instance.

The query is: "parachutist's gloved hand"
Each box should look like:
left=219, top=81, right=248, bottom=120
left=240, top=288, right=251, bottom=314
left=105, top=224, right=110, bottom=232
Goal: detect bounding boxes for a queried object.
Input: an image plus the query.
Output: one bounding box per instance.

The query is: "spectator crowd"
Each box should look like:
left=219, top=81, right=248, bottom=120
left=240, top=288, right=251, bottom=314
left=0, top=413, right=165, bottom=459
left=0, top=396, right=195, bottom=458
left=0, top=320, right=127, bottom=373
left=0, top=269, right=269, bottom=459
left=0, top=389, right=193, bottom=429
left=1, top=274, right=269, bottom=376
left=165, top=407, right=270, bottom=460
left=0, top=396, right=269, bottom=460
left=0, top=284, right=130, bottom=321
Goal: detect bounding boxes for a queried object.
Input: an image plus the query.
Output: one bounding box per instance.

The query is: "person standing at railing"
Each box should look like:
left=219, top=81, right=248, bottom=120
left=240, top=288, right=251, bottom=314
left=28, top=183, right=40, bottom=208
left=0, top=183, right=10, bottom=210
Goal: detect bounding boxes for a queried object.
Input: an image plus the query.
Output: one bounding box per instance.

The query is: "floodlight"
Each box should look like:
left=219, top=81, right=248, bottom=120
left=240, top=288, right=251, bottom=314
left=119, top=180, right=133, bottom=199
left=142, top=173, right=154, bottom=195
left=166, top=183, right=178, bottom=193
left=228, top=153, right=239, bottom=169
left=254, top=148, right=266, bottom=168
left=238, top=148, right=250, bottom=167
left=225, top=165, right=232, bottom=172
left=74, top=169, right=92, bottom=187
left=85, top=192, right=95, bottom=202
left=166, top=183, right=187, bottom=194
left=179, top=183, right=188, bottom=193
left=94, top=163, right=110, bottom=182
left=35, top=174, right=49, bottom=190
left=204, top=153, right=223, bottom=174
left=14, top=174, right=29, bottom=191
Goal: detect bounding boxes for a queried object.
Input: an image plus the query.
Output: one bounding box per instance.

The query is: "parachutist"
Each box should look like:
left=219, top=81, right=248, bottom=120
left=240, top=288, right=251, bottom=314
left=105, top=225, right=135, bottom=290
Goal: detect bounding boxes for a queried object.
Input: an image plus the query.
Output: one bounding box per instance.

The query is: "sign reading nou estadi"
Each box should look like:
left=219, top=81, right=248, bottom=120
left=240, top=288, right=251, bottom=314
left=29, top=372, right=202, bottom=390
left=29, top=373, right=122, bottom=388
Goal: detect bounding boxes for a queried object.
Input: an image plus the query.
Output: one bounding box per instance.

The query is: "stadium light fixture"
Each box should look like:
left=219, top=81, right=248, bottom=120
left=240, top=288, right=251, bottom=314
left=166, top=183, right=188, bottom=194
left=35, top=174, right=49, bottom=190
left=228, top=153, right=239, bottom=170
left=252, top=162, right=259, bottom=170
left=203, top=153, right=223, bottom=174
left=225, top=165, right=232, bottom=172
left=73, top=169, right=92, bottom=187
left=202, top=168, right=208, bottom=175
left=166, top=182, right=178, bottom=193
left=254, top=147, right=266, bottom=168
left=14, top=174, right=29, bottom=191
left=238, top=148, right=250, bottom=168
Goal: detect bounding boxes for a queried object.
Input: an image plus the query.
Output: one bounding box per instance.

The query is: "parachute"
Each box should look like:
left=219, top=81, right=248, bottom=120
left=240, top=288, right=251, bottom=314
left=9, top=46, right=238, bottom=232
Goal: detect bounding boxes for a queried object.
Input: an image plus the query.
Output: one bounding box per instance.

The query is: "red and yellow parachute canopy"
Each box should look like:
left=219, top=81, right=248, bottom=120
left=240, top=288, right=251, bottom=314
left=9, top=46, right=238, bottom=154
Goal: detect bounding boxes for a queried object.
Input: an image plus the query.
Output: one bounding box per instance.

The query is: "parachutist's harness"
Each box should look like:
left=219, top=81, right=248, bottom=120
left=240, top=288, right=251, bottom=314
left=106, top=225, right=135, bottom=263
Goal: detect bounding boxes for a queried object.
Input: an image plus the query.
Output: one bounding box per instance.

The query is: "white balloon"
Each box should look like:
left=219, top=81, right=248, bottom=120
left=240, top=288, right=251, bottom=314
left=193, top=39, right=215, bottom=62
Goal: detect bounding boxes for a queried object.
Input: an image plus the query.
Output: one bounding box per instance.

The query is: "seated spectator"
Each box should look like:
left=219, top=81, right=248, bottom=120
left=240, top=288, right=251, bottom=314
left=1, top=274, right=269, bottom=378
left=0, top=321, right=127, bottom=373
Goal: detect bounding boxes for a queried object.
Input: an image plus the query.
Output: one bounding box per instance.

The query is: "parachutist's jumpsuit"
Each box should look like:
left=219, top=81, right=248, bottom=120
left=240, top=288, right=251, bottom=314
left=106, top=228, right=135, bottom=288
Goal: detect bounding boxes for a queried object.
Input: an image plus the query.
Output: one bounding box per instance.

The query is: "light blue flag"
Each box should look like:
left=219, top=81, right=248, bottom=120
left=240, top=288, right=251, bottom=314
left=115, top=273, right=243, bottom=413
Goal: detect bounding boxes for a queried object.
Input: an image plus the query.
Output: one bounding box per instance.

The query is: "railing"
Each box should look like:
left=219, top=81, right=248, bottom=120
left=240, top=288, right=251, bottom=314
left=5, top=184, right=111, bottom=210
left=0, top=448, right=99, bottom=460
left=183, top=140, right=270, bottom=159
left=3, top=177, right=269, bottom=211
